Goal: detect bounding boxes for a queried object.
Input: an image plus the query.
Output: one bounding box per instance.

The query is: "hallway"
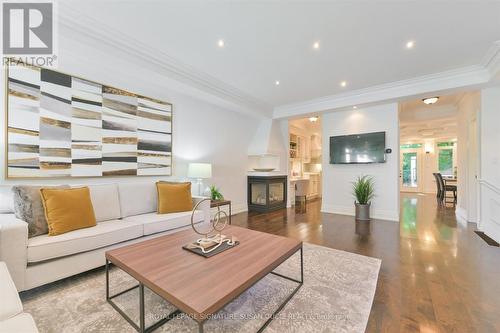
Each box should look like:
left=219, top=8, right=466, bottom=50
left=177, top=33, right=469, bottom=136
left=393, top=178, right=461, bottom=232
left=232, top=194, right=500, bottom=332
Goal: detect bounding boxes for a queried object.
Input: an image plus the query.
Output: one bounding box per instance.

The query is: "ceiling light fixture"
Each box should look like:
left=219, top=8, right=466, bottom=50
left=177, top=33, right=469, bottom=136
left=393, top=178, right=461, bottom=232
left=275, top=80, right=280, bottom=86
left=340, top=81, right=347, bottom=87
left=353, top=106, right=357, bottom=109
left=406, top=40, right=415, bottom=49
left=422, top=97, right=439, bottom=105
left=309, top=116, right=319, bottom=122
left=217, top=39, right=225, bottom=48
left=313, top=41, right=320, bottom=49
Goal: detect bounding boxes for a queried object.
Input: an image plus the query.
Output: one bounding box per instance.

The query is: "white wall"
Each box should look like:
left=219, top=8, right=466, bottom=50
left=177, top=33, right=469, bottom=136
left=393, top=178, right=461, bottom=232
left=479, top=86, right=500, bottom=242
left=321, top=103, right=400, bottom=221
left=422, top=145, right=438, bottom=193
left=0, top=36, right=264, bottom=214
left=456, top=92, right=480, bottom=222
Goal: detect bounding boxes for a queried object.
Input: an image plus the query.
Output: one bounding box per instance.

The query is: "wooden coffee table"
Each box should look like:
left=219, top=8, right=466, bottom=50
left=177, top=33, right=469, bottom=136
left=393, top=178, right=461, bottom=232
left=105, top=225, right=303, bottom=333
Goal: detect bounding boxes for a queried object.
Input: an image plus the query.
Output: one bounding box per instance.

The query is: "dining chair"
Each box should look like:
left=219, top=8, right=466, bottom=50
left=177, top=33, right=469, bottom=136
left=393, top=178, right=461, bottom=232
left=432, top=173, right=442, bottom=200
left=436, top=173, right=457, bottom=205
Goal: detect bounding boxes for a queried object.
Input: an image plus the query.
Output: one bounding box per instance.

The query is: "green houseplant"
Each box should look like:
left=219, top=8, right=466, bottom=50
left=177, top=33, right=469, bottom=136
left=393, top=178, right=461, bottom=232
left=352, top=175, right=375, bottom=221
left=209, top=185, right=224, bottom=201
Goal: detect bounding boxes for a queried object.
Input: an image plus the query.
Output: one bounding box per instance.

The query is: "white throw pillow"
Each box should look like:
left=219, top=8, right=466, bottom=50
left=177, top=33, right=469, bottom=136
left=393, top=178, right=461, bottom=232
left=118, top=182, right=157, bottom=218
left=87, top=184, right=121, bottom=222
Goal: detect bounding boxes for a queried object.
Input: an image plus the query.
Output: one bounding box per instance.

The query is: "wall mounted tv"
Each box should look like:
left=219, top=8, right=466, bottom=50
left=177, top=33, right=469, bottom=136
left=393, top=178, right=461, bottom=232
left=329, top=131, right=386, bottom=164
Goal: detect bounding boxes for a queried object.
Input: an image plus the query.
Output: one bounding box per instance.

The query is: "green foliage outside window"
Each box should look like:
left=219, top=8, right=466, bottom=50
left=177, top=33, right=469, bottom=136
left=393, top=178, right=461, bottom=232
left=438, top=149, right=453, bottom=176
left=400, top=143, right=422, bottom=149
left=402, top=152, right=417, bottom=184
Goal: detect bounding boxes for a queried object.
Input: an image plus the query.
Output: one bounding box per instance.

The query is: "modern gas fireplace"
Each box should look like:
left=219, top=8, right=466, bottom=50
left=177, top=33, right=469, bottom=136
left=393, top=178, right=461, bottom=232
left=247, top=175, right=287, bottom=212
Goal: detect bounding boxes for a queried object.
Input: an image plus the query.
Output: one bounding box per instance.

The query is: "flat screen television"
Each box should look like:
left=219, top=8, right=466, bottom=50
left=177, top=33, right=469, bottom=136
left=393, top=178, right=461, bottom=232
left=330, top=131, right=386, bottom=164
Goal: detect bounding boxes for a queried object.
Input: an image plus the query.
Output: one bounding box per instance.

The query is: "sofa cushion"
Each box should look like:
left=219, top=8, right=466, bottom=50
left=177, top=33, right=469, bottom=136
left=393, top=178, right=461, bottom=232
left=0, top=186, right=14, bottom=214
left=40, top=187, right=97, bottom=236
left=27, top=219, right=143, bottom=263
left=12, top=185, right=69, bottom=238
left=0, top=262, right=23, bottom=322
left=87, top=184, right=121, bottom=222
left=118, top=182, right=157, bottom=218
left=156, top=182, right=192, bottom=214
left=0, top=313, right=38, bottom=333
left=124, top=210, right=203, bottom=236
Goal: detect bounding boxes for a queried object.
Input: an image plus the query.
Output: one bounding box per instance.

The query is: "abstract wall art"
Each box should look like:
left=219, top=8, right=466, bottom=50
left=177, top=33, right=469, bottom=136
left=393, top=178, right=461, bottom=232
left=6, top=65, right=173, bottom=178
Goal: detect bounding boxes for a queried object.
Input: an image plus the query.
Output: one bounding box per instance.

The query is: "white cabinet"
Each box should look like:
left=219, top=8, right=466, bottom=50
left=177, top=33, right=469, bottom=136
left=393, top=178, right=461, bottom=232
left=289, top=133, right=310, bottom=161
left=310, top=134, right=322, bottom=159
left=307, top=174, right=321, bottom=198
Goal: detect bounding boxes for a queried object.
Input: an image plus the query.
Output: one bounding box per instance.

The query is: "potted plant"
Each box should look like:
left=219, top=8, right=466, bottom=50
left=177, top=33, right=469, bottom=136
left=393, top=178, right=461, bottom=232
left=209, top=185, right=224, bottom=201
left=352, top=175, right=375, bottom=221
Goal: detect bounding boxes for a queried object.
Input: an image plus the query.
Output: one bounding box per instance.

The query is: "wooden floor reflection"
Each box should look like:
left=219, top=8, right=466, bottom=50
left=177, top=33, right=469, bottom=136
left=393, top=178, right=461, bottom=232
left=232, top=193, right=500, bottom=332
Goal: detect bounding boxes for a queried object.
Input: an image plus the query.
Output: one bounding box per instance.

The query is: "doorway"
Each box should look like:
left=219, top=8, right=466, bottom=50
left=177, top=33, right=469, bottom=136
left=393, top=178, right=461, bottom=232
left=288, top=117, right=322, bottom=210
left=400, top=149, right=422, bottom=192
left=467, top=117, right=478, bottom=222
left=399, top=94, right=462, bottom=199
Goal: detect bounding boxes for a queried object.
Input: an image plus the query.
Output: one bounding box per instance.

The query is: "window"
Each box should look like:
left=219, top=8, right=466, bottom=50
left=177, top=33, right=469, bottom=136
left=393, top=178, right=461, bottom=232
left=400, top=143, right=422, bottom=149
left=438, top=144, right=454, bottom=177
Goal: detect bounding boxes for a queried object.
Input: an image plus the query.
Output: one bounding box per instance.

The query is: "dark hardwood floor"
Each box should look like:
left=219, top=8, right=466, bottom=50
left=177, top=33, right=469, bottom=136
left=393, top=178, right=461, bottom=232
left=232, top=193, right=500, bottom=332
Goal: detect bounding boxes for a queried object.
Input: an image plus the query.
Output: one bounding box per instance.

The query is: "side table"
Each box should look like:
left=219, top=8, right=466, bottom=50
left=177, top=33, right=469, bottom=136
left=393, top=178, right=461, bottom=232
left=210, top=199, right=232, bottom=225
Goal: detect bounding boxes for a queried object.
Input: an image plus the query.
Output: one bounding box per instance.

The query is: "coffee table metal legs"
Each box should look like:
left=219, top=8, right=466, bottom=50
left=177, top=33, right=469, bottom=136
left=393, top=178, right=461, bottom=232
left=106, top=245, right=303, bottom=333
left=258, top=246, right=303, bottom=333
left=105, top=259, right=181, bottom=333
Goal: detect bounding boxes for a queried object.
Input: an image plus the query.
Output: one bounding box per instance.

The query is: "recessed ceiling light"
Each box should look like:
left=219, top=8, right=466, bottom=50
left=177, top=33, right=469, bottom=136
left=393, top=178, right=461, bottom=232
left=406, top=40, right=415, bottom=49
left=309, top=116, right=319, bottom=122
left=353, top=106, right=357, bottom=109
left=217, top=39, right=225, bottom=48
left=313, top=41, right=320, bottom=49
left=422, top=97, right=439, bottom=105
left=340, top=81, right=347, bottom=87
left=275, top=80, right=280, bottom=86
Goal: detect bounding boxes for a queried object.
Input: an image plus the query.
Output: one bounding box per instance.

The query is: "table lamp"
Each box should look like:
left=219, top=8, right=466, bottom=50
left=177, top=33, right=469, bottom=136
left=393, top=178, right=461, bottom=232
left=187, top=163, right=212, bottom=196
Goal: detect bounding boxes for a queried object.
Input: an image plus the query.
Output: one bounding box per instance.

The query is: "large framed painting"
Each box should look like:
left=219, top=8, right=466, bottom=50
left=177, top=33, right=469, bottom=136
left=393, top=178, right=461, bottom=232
left=6, top=65, right=173, bottom=178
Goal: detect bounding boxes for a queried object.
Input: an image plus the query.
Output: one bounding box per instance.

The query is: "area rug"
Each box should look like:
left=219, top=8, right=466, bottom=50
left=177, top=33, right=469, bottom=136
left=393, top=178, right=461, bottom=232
left=21, top=243, right=381, bottom=333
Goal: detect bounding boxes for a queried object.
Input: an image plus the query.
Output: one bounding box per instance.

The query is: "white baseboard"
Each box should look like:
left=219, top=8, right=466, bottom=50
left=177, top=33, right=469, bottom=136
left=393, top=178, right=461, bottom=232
left=216, top=203, right=247, bottom=215
left=232, top=203, right=248, bottom=215
left=455, top=206, right=468, bottom=223
left=321, top=204, right=399, bottom=222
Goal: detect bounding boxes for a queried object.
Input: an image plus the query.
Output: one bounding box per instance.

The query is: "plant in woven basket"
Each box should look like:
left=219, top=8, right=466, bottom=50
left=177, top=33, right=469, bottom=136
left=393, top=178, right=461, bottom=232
left=209, top=185, right=224, bottom=201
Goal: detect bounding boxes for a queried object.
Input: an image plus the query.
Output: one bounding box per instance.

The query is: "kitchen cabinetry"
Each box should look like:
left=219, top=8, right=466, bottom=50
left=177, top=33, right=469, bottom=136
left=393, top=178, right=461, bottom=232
left=289, top=133, right=310, bottom=161
left=307, top=174, right=321, bottom=198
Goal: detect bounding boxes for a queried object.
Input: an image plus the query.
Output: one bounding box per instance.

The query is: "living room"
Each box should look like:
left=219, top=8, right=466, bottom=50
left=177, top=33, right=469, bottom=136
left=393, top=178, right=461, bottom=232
left=1, top=1, right=500, bottom=333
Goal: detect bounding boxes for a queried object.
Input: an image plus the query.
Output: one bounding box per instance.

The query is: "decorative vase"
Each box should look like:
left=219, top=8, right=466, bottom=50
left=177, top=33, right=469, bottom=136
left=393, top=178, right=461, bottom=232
left=354, top=202, right=371, bottom=221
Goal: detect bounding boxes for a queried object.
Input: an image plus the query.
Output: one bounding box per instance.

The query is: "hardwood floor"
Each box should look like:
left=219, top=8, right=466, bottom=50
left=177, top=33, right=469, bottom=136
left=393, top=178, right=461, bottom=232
left=232, top=193, right=500, bottom=332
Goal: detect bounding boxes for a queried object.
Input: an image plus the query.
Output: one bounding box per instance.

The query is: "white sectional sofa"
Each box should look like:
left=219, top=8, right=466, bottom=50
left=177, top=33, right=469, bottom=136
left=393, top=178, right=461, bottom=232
left=0, top=262, right=38, bottom=332
left=0, top=182, right=210, bottom=292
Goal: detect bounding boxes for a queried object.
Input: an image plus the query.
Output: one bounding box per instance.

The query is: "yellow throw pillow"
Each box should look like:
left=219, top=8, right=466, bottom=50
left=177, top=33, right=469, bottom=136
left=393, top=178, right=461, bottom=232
left=40, top=187, right=97, bottom=236
left=156, top=182, right=193, bottom=214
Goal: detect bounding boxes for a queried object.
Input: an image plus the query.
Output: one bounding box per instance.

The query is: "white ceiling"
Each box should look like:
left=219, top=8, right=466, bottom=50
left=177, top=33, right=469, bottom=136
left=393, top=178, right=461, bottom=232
left=63, top=1, right=500, bottom=114
left=399, top=94, right=463, bottom=142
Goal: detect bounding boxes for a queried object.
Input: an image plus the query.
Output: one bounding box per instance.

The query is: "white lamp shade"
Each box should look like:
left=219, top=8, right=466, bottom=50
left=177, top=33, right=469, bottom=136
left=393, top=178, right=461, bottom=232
left=187, top=163, right=212, bottom=179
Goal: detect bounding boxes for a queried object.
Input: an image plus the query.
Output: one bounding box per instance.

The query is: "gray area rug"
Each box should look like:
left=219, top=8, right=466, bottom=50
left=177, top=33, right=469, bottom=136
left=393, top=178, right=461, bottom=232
left=21, top=243, right=381, bottom=333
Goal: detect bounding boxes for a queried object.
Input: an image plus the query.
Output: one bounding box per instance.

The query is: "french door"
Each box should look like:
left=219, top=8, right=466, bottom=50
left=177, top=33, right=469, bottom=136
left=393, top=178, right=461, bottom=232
left=400, top=149, right=422, bottom=192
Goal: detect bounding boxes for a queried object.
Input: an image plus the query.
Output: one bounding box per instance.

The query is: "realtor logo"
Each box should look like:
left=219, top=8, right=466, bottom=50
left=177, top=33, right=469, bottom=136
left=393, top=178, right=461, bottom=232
left=2, top=1, right=57, bottom=66
left=3, top=2, right=53, bottom=54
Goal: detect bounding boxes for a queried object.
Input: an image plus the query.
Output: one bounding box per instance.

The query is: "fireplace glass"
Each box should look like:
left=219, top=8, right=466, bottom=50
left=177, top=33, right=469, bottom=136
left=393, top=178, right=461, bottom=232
left=248, top=175, right=287, bottom=212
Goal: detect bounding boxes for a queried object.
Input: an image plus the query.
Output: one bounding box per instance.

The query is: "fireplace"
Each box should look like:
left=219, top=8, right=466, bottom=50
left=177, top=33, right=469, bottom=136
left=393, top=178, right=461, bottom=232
left=247, top=175, right=287, bottom=212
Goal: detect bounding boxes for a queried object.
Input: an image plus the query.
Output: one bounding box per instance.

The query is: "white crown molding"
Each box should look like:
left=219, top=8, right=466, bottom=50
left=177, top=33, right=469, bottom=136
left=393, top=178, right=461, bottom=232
left=57, top=4, right=272, bottom=119
left=273, top=64, right=493, bottom=118
left=482, top=41, right=500, bottom=74
left=274, top=40, right=500, bottom=119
